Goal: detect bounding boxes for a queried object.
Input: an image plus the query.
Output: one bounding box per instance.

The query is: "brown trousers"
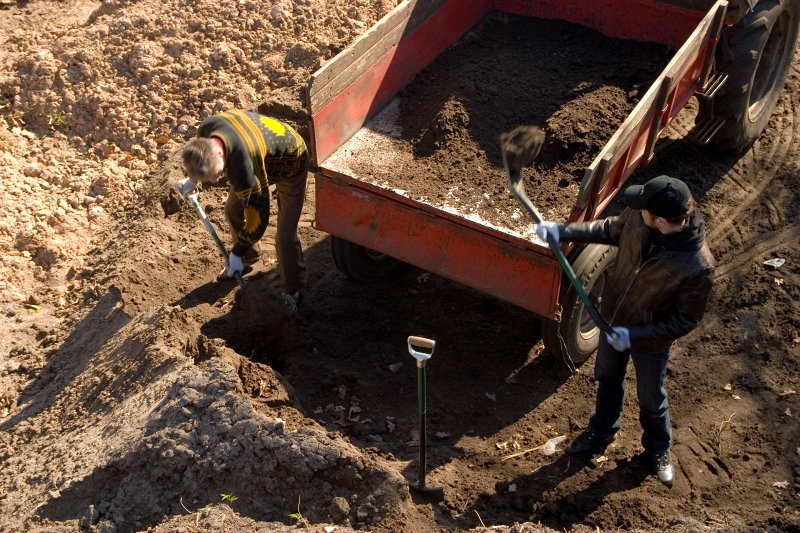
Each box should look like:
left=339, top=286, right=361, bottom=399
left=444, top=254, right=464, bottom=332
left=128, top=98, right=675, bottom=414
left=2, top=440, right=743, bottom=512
left=224, top=169, right=308, bottom=294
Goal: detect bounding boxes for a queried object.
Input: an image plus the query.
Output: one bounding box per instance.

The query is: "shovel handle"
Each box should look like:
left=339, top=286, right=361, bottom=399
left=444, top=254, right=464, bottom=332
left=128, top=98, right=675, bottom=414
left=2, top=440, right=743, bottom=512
left=184, top=193, right=246, bottom=289
left=408, top=336, right=435, bottom=364
left=408, top=336, right=435, bottom=351
left=507, top=171, right=615, bottom=338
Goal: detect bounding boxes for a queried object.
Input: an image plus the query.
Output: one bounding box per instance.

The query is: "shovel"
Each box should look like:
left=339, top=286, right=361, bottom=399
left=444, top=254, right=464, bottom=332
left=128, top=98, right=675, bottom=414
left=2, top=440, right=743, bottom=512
left=175, top=178, right=246, bottom=289
left=499, top=126, right=614, bottom=337
left=407, top=336, right=444, bottom=500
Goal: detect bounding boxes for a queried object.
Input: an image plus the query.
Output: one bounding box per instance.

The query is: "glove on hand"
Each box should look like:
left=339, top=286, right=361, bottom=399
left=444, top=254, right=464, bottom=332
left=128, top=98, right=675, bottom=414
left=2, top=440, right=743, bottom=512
left=606, top=327, right=631, bottom=351
left=533, top=221, right=559, bottom=244
left=175, top=177, right=197, bottom=198
left=227, top=253, right=244, bottom=278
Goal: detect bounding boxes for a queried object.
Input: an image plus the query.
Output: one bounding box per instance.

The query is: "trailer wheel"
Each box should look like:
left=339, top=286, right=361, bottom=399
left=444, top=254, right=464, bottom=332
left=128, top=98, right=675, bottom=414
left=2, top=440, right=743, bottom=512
left=698, top=0, right=800, bottom=151
left=330, top=236, right=402, bottom=283
left=541, top=244, right=617, bottom=368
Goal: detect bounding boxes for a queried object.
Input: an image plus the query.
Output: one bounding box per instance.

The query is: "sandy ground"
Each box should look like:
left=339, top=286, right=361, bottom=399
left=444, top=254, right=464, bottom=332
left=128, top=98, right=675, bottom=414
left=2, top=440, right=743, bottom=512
left=1, top=1, right=799, bottom=532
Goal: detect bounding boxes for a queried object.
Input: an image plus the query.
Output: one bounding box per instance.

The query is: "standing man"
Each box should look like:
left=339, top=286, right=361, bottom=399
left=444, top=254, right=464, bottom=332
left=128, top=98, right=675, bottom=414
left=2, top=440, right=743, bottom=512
left=535, top=175, right=715, bottom=487
left=181, top=109, right=309, bottom=313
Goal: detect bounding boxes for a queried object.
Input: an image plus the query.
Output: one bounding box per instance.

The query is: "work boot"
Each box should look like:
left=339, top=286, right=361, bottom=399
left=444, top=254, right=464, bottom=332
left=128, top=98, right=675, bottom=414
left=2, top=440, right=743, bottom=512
left=653, top=451, right=674, bottom=487
left=565, top=429, right=616, bottom=457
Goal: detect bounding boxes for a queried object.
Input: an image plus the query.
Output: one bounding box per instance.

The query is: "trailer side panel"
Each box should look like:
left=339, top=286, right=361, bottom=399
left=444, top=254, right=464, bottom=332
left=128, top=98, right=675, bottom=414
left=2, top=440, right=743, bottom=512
left=315, top=172, right=563, bottom=317
left=308, top=0, right=490, bottom=166
left=494, top=0, right=707, bottom=47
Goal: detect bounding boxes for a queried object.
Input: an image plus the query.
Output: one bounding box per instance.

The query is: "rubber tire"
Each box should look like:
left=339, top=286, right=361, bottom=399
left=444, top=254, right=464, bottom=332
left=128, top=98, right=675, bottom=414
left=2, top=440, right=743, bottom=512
left=698, top=0, right=800, bottom=151
left=541, top=244, right=618, bottom=368
left=330, top=236, right=403, bottom=283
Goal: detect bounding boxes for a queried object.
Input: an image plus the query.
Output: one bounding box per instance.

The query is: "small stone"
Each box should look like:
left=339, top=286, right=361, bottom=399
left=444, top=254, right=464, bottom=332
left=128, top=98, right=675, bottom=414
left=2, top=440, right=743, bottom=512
left=328, top=496, right=350, bottom=522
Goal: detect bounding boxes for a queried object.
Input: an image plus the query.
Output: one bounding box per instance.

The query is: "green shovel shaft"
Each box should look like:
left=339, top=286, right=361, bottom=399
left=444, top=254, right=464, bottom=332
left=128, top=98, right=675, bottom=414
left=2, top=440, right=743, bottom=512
left=416, top=362, right=428, bottom=487
left=509, top=174, right=614, bottom=337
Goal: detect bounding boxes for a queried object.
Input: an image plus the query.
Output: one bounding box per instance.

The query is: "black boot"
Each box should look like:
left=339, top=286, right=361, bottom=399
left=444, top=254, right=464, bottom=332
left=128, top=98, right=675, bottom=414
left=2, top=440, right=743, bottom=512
left=565, top=430, right=616, bottom=457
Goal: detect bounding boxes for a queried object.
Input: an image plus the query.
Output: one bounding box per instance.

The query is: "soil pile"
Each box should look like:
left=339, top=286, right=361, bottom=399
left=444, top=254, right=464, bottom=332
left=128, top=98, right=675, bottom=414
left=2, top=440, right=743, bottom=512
left=0, top=289, right=418, bottom=531
left=325, top=15, right=671, bottom=234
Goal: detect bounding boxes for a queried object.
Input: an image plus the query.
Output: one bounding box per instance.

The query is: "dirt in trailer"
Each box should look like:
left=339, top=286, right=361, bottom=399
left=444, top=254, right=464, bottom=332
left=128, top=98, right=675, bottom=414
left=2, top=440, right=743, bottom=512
left=324, top=14, right=673, bottom=237
left=1, top=1, right=800, bottom=533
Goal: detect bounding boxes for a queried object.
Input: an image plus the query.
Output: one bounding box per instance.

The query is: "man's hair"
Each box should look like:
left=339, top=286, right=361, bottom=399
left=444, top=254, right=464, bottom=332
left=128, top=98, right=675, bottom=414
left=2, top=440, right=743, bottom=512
left=182, top=138, right=216, bottom=181
left=664, top=197, right=695, bottom=225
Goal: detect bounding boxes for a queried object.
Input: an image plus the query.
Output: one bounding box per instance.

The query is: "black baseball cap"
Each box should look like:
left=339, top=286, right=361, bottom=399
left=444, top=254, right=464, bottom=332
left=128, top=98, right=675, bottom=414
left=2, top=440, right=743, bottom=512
left=623, top=175, right=692, bottom=218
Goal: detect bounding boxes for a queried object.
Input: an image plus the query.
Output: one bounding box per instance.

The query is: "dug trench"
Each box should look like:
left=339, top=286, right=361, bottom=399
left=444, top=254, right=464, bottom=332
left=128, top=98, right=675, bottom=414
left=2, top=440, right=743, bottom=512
left=2, top=3, right=800, bottom=533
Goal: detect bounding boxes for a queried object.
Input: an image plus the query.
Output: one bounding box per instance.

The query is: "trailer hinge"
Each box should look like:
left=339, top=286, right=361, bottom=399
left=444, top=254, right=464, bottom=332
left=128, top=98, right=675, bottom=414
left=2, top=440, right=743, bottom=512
left=696, top=72, right=728, bottom=101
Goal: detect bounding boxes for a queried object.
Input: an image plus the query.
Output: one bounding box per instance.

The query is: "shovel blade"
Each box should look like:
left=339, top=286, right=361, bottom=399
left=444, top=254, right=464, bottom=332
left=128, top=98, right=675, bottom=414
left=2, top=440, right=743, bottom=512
left=409, top=482, right=444, bottom=500
left=499, top=125, right=545, bottom=174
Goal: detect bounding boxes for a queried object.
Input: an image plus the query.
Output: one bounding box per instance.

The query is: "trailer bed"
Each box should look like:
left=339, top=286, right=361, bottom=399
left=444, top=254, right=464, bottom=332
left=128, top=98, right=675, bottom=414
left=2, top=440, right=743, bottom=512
left=309, top=0, right=725, bottom=318
left=324, top=14, right=671, bottom=237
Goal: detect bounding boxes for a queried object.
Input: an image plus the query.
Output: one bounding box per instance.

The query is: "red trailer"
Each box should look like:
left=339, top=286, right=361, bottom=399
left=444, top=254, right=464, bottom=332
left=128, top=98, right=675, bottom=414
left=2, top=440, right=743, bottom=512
left=305, top=0, right=799, bottom=365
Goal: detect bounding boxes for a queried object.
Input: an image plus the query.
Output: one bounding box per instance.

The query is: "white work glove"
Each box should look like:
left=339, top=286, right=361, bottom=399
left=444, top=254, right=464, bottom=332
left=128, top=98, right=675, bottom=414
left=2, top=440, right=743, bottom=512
left=534, top=221, right=559, bottom=244
left=226, top=253, right=243, bottom=278
left=606, top=327, right=631, bottom=351
left=175, top=177, right=197, bottom=198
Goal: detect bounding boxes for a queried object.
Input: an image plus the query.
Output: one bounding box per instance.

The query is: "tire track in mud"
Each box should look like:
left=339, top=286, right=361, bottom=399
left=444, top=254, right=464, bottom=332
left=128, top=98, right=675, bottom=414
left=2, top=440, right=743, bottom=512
left=713, top=224, right=800, bottom=279
left=663, top=81, right=797, bottom=253
left=706, top=97, right=797, bottom=245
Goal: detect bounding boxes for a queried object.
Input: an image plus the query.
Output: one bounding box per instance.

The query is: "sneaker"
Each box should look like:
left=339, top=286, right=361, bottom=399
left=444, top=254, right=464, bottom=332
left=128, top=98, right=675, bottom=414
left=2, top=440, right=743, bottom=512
left=281, top=291, right=300, bottom=315
left=565, top=429, right=616, bottom=457
left=653, top=451, right=674, bottom=487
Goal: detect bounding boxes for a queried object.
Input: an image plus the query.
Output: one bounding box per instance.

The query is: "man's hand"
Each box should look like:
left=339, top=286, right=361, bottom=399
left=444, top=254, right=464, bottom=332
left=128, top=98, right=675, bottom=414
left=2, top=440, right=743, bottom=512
left=533, top=221, right=559, bottom=244
left=227, top=253, right=244, bottom=278
left=606, top=327, right=631, bottom=351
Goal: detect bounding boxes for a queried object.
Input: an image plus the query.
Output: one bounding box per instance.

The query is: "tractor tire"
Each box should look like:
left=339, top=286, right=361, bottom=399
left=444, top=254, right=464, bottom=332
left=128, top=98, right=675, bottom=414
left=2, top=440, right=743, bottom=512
left=541, top=244, right=617, bottom=368
left=698, top=0, right=800, bottom=151
left=330, top=236, right=402, bottom=283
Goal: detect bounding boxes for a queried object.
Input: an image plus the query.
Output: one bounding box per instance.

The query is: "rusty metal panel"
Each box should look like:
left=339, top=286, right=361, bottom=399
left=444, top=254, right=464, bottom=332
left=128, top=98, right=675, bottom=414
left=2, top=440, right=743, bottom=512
left=494, top=0, right=705, bottom=47
left=308, top=0, right=451, bottom=113
left=571, top=0, right=727, bottom=222
left=309, top=0, right=490, bottom=166
left=314, top=171, right=563, bottom=318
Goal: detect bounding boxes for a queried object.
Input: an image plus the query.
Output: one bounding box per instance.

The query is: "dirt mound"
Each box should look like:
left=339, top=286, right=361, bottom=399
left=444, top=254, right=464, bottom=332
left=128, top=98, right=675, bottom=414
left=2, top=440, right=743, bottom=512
left=414, top=97, right=472, bottom=157
left=0, top=287, right=421, bottom=531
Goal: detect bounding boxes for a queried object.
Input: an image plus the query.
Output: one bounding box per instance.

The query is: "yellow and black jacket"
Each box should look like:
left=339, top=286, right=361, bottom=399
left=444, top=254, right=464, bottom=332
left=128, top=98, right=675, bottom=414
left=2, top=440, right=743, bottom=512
left=197, top=109, right=308, bottom=256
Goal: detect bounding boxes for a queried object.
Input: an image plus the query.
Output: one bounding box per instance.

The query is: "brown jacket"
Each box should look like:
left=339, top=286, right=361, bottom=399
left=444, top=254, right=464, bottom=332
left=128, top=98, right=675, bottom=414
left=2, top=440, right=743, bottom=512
left=559, top=208, right=715, bottom=352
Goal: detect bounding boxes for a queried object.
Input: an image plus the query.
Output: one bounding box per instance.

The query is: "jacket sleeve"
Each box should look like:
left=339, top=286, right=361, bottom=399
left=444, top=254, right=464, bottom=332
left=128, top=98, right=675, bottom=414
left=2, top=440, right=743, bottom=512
left=557, top=211, right=629, bottom=245
left=627, top=267, right=714, bottom=348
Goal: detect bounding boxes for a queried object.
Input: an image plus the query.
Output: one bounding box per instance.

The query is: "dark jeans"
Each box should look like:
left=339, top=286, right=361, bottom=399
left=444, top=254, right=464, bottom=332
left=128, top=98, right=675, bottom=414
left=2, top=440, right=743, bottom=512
left=587, top=334, right=672, bottom=455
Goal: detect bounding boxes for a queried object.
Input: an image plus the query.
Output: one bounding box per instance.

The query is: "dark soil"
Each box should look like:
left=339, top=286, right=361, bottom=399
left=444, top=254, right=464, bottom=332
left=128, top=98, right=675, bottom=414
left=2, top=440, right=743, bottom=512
left=326, top=14, right=672, bottom=232
left=2, top=2, right=800, bottom=532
